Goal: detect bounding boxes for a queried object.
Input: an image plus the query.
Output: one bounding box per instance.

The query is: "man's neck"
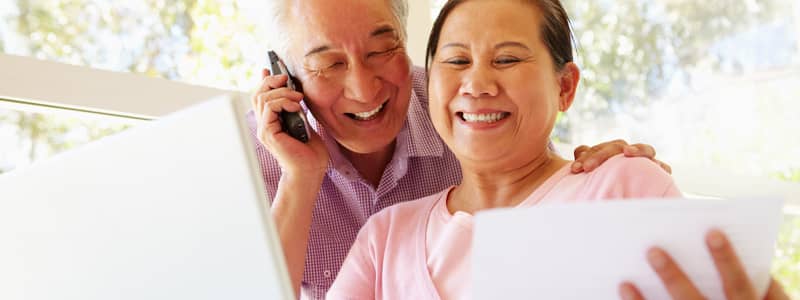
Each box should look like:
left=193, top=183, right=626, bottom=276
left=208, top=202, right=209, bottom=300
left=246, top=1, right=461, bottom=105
left=341, top=141, right=396, bottom=189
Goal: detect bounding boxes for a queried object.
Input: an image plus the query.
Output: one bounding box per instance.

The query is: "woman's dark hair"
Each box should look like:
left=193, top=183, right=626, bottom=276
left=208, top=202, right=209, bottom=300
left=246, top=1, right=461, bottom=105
left=425, top=0, right=575, bottom=72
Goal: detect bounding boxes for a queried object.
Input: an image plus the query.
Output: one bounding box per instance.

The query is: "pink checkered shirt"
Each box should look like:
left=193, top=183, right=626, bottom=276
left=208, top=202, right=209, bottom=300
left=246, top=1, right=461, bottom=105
left=246, top=67, right=462, bottom=299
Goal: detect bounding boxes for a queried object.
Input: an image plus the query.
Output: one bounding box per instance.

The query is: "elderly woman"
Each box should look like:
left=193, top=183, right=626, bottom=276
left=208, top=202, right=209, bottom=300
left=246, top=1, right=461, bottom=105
left=327, top=0, right=788, bottom=299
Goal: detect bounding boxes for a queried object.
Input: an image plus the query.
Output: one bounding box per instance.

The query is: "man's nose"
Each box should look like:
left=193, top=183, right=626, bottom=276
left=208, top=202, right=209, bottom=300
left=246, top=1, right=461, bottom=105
left=343, top=61, right=381, bottom=103
left=459, top=65, right=499, bottom=98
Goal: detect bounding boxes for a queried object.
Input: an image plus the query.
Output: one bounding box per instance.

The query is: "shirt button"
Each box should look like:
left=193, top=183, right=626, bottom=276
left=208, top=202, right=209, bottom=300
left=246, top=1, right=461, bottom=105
left=324, top=270, right=332, bottom=278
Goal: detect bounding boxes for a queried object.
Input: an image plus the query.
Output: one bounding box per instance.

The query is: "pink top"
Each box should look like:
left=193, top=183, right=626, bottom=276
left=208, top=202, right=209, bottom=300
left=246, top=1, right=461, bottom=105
left=327, top=155, right=681, bottom=299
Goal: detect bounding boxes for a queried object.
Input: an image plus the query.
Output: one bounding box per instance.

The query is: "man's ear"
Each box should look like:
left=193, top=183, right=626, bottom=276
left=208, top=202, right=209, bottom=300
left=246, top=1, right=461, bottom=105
left=557, top=62, right=580, bottom=112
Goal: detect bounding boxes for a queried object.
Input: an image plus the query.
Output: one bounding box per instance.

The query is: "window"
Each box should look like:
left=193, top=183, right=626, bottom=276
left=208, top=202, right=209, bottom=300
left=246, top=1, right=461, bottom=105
left=1, top=0, right=253, bottom=171
left=0, top=102, right=140, bottom=175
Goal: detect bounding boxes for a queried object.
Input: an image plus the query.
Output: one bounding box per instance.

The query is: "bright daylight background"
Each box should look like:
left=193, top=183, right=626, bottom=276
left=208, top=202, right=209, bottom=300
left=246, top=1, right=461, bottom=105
left=1, top=0, right=798, bottom=296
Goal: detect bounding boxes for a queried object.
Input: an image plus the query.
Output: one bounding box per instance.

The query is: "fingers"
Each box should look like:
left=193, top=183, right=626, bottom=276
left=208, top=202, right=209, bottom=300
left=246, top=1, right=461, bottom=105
left=705, top=229, right=758, bottom=299
left=623, top=143, right=656, bottom=159
left=646, top=247, right=706, bottom=300
left=573, top=144, right=591, bottom=160
left=765, top=278, right=790, bottom=300
left=258, top=100, right=303, bottom=146
left=250, top=72, right=295, bottom=110
left=618, top=282, right=645, bottom=300
left=571, top=139, right=627, bottom=173
left=656, top=160, right=672, bottom=174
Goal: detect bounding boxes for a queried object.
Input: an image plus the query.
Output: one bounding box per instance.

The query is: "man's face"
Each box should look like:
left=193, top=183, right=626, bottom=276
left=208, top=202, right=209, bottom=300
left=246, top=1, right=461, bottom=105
left=285, top=0, right=412, bottom=155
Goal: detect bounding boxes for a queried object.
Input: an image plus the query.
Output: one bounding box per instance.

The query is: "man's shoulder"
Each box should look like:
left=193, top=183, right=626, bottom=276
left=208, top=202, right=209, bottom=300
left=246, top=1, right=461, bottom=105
left=410, top=65, right=429, bottom=104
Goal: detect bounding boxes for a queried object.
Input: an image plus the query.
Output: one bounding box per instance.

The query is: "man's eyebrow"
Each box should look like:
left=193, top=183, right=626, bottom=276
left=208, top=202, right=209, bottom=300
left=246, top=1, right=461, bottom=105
left=371, top=25, right=397, bottom=38
left=495, top=41, right=530, bottom=51
left=305, top=45, right=331, bottom=58
left=304, top=26, right=397, bottom=57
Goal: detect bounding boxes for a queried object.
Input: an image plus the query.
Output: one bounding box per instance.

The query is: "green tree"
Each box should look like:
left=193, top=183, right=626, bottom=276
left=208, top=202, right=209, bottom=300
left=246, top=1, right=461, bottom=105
left=557, top=0, right=783, bottom=141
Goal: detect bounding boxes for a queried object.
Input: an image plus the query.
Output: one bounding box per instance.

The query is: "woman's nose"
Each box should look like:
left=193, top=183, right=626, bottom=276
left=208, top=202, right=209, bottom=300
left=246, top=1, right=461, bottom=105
left=343, top=61, right=381, bottom=103
left=459, top=65, right=498, bottom=98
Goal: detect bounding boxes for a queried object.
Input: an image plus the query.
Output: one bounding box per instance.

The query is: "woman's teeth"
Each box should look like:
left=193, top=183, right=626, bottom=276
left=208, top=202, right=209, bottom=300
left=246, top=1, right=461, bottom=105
left=352, top=103, right=385, bottom=121
left=460, top=112, right=509, bottom=123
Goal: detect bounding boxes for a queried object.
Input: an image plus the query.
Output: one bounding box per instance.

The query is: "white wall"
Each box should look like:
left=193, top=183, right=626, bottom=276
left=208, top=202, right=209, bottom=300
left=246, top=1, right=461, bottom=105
left=406, top=0, right=433, bottom=66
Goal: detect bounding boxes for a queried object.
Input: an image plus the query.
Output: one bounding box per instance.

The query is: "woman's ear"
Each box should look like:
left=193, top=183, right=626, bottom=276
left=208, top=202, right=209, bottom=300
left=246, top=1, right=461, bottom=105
left=558, top=62, right=580, bottom=112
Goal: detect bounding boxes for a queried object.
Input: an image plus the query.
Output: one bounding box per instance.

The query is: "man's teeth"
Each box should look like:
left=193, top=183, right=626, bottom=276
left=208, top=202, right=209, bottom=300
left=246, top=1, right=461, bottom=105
left=353, top=103, right=385, bottom=120
left=461, top=112, right=508, bottom=123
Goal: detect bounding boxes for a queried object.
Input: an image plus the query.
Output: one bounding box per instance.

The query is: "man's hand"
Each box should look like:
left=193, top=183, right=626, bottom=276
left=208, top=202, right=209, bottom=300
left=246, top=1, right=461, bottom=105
left=618, top=229, right=790, bottom=300
left=572, top=140, right=671, bottom=174
left=252, top=68, right=330, bottom=177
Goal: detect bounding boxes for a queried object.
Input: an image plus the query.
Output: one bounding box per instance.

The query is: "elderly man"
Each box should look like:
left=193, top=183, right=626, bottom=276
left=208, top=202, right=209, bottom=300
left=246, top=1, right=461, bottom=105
left=250, top=0, right=669, bottom=298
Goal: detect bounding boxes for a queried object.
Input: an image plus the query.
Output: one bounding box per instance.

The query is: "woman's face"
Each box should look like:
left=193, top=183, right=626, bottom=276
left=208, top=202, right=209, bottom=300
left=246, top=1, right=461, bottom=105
left=428, top=0, right=577, bottom=167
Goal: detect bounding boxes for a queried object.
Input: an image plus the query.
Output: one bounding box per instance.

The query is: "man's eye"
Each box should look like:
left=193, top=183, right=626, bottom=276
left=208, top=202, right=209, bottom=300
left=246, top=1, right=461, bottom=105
left=326, top=61, right=346, bottom=69
left=368, top=46, right=398, bottom=58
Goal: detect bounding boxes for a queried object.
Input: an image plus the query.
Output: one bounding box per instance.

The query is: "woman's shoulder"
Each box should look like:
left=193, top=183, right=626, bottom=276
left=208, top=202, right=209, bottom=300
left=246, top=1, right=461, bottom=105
left=582, top=154, right=680, bottom=198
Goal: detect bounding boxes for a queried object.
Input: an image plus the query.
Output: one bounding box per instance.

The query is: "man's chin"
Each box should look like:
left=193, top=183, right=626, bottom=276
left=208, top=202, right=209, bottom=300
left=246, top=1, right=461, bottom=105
left=338, top=135, right=398, bottom=156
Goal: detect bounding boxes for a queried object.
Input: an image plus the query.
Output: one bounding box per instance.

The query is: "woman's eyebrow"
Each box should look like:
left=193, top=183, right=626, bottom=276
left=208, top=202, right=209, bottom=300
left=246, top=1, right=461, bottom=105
left=440, top=42, right=468, bottom=50
left=439, top=41, right=531, bottom=51
left=495, top=41, right=530, bottom=51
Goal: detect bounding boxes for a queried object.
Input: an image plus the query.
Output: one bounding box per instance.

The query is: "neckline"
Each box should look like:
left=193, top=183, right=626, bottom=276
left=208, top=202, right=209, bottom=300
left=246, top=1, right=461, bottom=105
left=434, top=163, right=573, bottom=221
left=415, top=163, right=573, bottom=298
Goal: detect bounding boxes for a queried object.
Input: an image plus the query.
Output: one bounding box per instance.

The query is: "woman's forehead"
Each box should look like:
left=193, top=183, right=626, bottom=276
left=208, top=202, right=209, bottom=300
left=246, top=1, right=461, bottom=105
left=439, top=1, right=542, bottom=44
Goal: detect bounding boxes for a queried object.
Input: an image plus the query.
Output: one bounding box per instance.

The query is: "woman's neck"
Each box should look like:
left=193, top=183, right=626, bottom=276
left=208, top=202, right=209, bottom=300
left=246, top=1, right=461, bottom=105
left=449, top=150, right=568, bottom=215
left=341, top=141, right=396, bottom=188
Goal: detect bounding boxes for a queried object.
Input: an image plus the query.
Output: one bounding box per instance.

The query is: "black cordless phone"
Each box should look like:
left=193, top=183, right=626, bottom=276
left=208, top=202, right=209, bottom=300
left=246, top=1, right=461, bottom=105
left=267, top=51, right=311, bottom=143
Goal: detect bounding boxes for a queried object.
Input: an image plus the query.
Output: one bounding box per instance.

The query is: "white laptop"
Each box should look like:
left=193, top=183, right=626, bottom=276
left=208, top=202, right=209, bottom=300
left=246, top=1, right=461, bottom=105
left=0, top=95, right=294, bottom=300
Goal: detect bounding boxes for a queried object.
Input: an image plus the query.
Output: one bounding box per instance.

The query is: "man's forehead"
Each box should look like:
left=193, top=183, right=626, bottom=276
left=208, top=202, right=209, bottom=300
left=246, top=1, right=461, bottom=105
left=290, top=0, right=397, bottom=35
left=302, top=25, right=399, bottom=58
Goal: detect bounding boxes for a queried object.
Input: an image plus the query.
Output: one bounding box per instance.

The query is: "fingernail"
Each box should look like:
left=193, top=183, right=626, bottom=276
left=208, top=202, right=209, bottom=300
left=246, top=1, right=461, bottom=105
left=583, top=159, right=596, bottom=170
left=625, top=146, right=638, bottom=155
left=647, top=248, right=667, bottom=270
left=619, top=285, right=636, bottom=300
left=707, top=230, right=726, bottom=250
left=572, top=162, right=582, bottom=171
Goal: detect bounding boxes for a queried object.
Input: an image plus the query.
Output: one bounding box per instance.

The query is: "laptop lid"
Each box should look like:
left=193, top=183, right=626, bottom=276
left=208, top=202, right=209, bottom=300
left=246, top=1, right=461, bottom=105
left=0, top=95, right=294, bottom=300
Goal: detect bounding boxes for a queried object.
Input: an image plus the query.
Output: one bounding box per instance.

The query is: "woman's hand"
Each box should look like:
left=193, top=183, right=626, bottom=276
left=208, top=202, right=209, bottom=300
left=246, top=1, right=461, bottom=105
left=572, top=140, right=671, bottom=174
left=251, top=68, right=330, bottom=178
left=618, top=229, right=790, bottom=300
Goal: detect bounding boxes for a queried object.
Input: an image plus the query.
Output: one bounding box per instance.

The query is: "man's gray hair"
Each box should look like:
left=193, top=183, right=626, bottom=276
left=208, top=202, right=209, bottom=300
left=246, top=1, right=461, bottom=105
left=263, top=0, right=408, bottom=71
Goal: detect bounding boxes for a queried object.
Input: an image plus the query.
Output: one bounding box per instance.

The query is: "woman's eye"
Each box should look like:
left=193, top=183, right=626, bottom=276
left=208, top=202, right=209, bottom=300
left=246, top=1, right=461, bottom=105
left=444, top=58, right=470, bottom=65
left=495, top=57, right=521, bottom=65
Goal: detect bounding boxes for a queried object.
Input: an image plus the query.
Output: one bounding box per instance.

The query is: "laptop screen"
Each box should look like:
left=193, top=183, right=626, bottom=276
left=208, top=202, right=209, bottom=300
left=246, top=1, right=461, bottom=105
left=0, top=95, right=294, bottom=300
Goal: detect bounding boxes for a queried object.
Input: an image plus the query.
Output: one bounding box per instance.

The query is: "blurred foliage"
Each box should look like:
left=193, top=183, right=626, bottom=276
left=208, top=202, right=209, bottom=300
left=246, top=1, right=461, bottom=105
left=775, top=168, right=800, bottom=183
left=558, top=0, right=783, bottom=141
left=774, top=215, right=800, bottom=299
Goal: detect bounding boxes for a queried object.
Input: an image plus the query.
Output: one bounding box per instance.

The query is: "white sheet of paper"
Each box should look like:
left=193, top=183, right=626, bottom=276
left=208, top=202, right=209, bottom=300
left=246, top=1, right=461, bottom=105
left=472, top=198, right=784, bottom=300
